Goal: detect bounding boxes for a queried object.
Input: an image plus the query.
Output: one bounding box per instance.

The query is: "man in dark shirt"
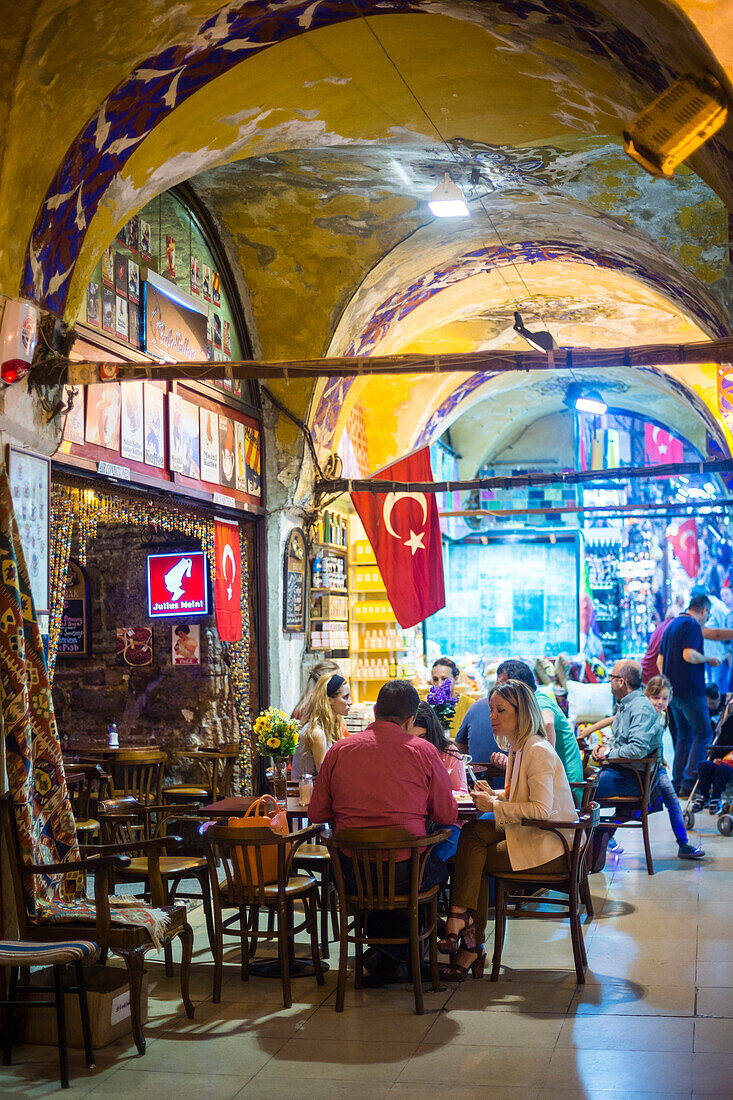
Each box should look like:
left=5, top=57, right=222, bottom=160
left=454, top=695, right=504, bottom=789
left=660, top=594, right=719, bottom=795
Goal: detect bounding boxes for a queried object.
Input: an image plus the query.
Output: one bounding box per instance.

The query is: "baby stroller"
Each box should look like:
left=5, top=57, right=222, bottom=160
left=682, top=742, right=733, bottom=836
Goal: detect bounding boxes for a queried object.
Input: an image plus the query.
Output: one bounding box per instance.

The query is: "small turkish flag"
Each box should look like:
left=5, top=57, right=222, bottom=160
left=351, top=448, right=445, bottom=629
left=214, top=519, right=242, bottom=641
left=645, top=423, right=683, bottom=466
left=668, top=519, right=700, bottom=579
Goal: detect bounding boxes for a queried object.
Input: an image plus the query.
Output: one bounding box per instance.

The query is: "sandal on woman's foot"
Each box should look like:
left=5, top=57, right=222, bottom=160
left=439, top=949, right=486, bottom=983
left=438, top=911, right=475, bottom=955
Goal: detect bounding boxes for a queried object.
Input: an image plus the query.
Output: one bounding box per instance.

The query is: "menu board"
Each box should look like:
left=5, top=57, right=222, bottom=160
left=6, top=446, right=50, bottom=614
left=58, top=559, right=89, bottom=657
left=283, top=528, right=306, bottom=633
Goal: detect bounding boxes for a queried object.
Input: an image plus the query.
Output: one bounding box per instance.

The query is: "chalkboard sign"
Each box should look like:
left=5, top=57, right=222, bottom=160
left=283, top=528, right=306, bottom=633
left=58, top=559, right=90, bottom=657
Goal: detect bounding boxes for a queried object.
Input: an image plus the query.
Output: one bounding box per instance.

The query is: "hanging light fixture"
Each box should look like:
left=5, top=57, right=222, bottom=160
left=564, top=382, right=607, bottom=415
left=428, top=171, right=470, bottom=217
left=513, top=311, right=557, bottom=353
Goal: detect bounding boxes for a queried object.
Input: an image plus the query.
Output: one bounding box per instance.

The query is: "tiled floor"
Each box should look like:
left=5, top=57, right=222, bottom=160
left=2, top=809, right=732, bottom=1099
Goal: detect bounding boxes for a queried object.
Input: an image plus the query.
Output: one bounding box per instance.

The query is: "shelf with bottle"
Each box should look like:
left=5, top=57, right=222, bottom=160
left=316, top=508, right=349, bottom=549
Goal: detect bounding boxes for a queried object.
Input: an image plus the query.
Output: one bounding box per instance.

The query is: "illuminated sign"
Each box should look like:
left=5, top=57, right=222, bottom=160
left=147, top=551, right=209, bottom=618
left=143, top=270, right=208, bottom=363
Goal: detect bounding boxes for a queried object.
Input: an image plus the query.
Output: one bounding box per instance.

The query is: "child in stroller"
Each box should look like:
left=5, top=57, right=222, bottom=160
left=692, top=751, right=733, bottom=816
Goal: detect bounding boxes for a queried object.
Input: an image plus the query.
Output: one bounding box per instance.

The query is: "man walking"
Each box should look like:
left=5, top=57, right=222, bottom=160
left=659, top=593, right=720, bottom=795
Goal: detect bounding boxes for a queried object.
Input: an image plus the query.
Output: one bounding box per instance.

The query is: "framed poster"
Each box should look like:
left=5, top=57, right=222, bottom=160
left=57, top=559, right=90, bottom=658
left=85, top=382, right=121, bottom=451
left=219, top=415, right=235, bottom=488
left=200, top=408, right=219, bottom=483
left=144, top=383, right=165, bottom=468
left=235, top=422, right=247, bottom=492
left=121, top=380, right=144, bottom=462
left=6, top=446, right=51, bottom=615
left=283, top=528, right=306, bottom=633
left=172, top=623, right=200, bottom=666
left=62, top=385, right=85, bottom=445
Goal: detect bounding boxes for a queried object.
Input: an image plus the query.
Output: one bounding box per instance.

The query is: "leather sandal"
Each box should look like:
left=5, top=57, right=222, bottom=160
left=439, top=949, right=486, bottom=982
left=438, top=911, right=475, bottom=955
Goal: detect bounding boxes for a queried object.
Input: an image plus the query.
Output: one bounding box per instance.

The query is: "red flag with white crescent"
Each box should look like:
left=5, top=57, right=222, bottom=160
left=214, top=519, right=242, bottom=641
left=645, top=423, right=683, bottom=466
left=668, top=519, right=700, bottom=579
left=351, top=448, right=445, bottom=629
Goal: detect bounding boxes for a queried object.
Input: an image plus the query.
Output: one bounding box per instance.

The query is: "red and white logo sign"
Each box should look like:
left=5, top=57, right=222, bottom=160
left=147, top=551, right=209, bottom=617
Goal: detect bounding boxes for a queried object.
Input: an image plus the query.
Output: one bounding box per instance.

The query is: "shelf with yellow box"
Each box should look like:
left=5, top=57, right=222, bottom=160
left=310, top=506, right=350, bottom=655
left=348, top=516, right=420, bottom=703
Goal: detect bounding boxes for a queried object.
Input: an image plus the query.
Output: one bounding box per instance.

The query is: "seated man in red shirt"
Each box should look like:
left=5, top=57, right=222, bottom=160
left=309, top=679, right=458, bottom=982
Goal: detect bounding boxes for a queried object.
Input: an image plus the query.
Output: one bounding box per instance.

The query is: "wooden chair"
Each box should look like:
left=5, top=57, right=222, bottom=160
left=1, top=938, right=100, bottom=1089
left=595, top=752, right=659, bottom=875
left=203, top=822, right=324, bottom=1009
left=108, top=750, right=167, bottom=816
left=491, top=805, right=600, bottom=985
left=569, top=771, right=600, bottom=918
left=98, top=797, right=215, bottom=964
left=64, top=763, right=109, bottom=844
left=292, top=838, right=339, bottom=959
left=162, top=747, right=238, bottom=805
left=0, top=793, right=194, bottom=1056
left=324, top=827, right=450, bottom=1015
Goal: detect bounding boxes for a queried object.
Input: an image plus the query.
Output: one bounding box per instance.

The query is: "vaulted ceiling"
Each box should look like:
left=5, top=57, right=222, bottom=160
left=4, top=1, right=733, bottom=474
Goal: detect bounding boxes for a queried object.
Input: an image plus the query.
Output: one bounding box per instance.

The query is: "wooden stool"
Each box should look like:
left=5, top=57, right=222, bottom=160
left=0, top=938, right=100, bottom=1089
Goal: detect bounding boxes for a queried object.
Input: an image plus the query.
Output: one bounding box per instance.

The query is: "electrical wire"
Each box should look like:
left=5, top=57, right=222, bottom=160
left=352, top=0, right=553, bottom=333
left=260, top=384, right=329, bottom=483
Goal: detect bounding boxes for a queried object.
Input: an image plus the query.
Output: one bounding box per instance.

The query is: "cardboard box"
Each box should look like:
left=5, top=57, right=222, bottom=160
left=22, top=964, right=148, bottom=1049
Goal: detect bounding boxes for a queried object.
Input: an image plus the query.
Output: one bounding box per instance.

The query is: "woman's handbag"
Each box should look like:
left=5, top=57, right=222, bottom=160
left=229, top=793, right=290, bottom=885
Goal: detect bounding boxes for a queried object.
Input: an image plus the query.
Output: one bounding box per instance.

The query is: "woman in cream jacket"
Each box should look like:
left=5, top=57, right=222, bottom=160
left=439, top=678, right=577, bottom=980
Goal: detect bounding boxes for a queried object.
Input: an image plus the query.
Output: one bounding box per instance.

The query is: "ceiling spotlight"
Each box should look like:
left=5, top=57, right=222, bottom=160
left=513, top=311, right=557, bottom=353
left=428, top=172, right=470, bottom=217
left=564, top=382, right=607, bottom=416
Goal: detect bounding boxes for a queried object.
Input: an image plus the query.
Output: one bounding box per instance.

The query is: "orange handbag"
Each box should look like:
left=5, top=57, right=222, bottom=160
left=229, top=794, right=290, bottom=885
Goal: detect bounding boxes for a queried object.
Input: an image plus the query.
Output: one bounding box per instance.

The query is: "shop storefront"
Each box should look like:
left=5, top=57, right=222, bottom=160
left=44, top=187, right=266, bottom=792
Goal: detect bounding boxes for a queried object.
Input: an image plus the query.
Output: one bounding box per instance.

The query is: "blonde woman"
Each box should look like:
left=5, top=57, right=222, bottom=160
left=440, top=679, right=577, bottom=981
left=292, top=659, right=341, bottom=722
left=291, top=673, right=352, bottom=780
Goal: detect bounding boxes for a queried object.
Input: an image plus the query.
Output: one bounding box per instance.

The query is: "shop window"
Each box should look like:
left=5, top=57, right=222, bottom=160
left=79, top=187, right=256, bottom=408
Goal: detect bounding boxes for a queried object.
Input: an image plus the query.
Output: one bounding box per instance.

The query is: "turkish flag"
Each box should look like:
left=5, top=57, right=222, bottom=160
left=351, top=448, right=445, bottom=628
left=214, top=519, right=242, bottom=641
left=645, top=423, right=683, bottom=466
left=668, top=519, right=700, bottom=579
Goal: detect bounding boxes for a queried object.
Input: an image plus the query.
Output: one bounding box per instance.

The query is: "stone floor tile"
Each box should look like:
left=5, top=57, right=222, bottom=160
left=693, top=1017, right=733, bottom=1052
left=396, top=1042, right=552, bottom=1087
left=557, top=1013, right=694, bottom=1052
left=543, top=1047, right=695, bottom=1094
left=87, top=1069, right=249, bottom=1098
left=256, top=1037, right=420, bottom=1083
left=569, top=981, right=696, bottom=1017
left=426, top=1008, right=564, bottom=1048
left=695, top=987, right=733, bottom=1018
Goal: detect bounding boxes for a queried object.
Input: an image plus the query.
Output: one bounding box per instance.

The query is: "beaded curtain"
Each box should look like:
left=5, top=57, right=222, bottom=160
left=49, top=481, right=253, bottom=793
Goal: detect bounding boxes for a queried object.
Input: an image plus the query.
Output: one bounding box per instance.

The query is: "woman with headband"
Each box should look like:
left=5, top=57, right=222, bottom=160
left=291, top=672, right=352, bottom=780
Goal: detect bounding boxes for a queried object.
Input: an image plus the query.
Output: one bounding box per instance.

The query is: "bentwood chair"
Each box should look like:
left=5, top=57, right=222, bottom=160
left=108, top=750, right=167, bottom=818
left=490, top=805, right=599, bottom=985
left=98, top=797, right=215, bottom=964
left=595, top=752, right=659, bottom=875
left=65, top=764, right=109, bottom=844
left=324, top=827, right=450, bottom=1015
left=162, top=747, right=238, bottom=805
left=569, top=770, right=600, bottom=916
left=0, top=793, right=194, bottom=1057
left=203, top=822, right=324, bottom=1009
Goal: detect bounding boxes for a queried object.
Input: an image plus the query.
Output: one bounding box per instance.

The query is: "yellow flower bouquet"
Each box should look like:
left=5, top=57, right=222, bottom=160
left=253, top=707, right=300, bottom=759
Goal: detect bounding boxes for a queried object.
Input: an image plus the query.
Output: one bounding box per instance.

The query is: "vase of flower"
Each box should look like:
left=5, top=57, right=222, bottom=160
left=272, top=757, right=288, bottom=802
left=253, top=706, right=301, bottom=803
left=427, top=678, right=458, bottom=732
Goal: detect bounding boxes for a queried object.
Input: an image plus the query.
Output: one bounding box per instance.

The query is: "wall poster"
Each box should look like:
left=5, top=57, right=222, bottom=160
left=6, top=446, right=51, bottom=615
left=86, top=382, right=121, bottom=451
left=172, top=623, right=200, bottom=666
left=144, top=382, right=165, bottom=469
left=62, top=386, right=85, bottom=445
left=121, top=380, right=144, bottom=462
left=200, top=408, right=219, bottom=483
left=219, top=415, right=236, bottom=488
